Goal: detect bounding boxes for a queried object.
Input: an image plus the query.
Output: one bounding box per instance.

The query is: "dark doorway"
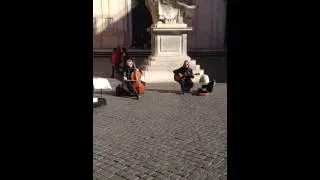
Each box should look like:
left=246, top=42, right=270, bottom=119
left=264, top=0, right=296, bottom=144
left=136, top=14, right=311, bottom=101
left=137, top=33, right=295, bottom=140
left=131, top=0, right=153, bottom=49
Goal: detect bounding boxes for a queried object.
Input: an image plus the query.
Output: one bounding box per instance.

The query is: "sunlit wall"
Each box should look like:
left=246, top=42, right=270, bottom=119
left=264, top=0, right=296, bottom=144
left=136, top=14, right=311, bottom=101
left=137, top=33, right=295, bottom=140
left=93, top=0, right=226, bottom=50
left=93, top=0, right=129, bottom=49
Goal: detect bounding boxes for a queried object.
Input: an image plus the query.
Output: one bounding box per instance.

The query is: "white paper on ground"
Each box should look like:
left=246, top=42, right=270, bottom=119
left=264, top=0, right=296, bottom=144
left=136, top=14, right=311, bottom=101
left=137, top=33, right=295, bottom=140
left=93, top=78, right=112, bottom=89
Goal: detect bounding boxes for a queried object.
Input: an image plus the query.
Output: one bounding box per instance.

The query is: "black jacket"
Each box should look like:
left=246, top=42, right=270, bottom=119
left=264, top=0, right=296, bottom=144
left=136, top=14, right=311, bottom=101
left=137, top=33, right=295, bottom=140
left=173, top=67, right=194, bottom=80
left=122, top=53, right=130, bottom=67
left=123, top=66, right=135, bottom=80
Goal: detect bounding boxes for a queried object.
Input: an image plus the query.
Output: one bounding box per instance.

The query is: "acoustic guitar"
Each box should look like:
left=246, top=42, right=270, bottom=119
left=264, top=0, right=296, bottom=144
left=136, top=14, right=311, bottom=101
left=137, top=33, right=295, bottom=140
left=174, top=72, right=200, bottom=81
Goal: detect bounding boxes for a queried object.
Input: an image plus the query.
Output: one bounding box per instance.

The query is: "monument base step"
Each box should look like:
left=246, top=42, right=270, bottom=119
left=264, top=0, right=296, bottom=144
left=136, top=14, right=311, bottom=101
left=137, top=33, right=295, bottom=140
left=141, top=57, right=205, bottom=83
left=142, top=65, right=200, bottom=71
left=147, top=56, right=191, bottom=61
left=142, top=69, right=204, bottom=83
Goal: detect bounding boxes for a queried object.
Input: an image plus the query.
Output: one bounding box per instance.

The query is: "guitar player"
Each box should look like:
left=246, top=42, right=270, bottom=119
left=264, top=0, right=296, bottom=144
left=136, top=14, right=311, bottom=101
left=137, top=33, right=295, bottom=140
left=173, top=60, right=195, bottom=94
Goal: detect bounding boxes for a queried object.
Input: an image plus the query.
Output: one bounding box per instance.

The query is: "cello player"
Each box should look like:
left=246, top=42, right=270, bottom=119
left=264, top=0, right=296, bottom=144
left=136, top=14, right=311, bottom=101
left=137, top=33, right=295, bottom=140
left=122, top=58, right=141, bottom=99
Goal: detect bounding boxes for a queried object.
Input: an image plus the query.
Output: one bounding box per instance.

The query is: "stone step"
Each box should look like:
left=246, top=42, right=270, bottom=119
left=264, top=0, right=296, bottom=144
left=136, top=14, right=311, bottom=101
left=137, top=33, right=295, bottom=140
left=93, top=49, right=226, bottom=58
left=190, top=69, right=204, bottom=83
left=142, top=69, right=204, bottom=83
left=143, top=64, right=200, bottom=71
left=144, top=60, right=186, bottom=66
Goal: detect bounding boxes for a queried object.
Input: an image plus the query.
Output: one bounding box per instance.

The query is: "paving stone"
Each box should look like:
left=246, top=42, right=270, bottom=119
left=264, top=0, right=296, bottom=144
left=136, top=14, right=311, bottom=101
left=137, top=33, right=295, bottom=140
left=93, top=57, right=226, bottom=180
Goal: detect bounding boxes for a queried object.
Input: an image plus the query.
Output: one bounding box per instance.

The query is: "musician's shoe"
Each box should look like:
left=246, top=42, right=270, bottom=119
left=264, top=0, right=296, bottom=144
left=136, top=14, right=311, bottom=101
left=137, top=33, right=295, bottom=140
left=136, top=94, right=142, bottom=100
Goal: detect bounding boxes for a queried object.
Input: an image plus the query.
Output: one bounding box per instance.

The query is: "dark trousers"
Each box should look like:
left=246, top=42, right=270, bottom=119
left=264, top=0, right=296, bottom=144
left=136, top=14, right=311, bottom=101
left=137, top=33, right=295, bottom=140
left=177, top=79, right=193, bottom=92
left=122, top=81, right=138, bottom=96
left=111, top=64, right=116, bottom=77
left=206, top=81, right=214, bottom=92
left=112, top=64, right=120, bottom=77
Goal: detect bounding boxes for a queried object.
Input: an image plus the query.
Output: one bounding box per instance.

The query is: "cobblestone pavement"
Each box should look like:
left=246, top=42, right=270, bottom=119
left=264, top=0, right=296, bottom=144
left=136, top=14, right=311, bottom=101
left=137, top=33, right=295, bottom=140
left=93, top=58, right=227, bottom=180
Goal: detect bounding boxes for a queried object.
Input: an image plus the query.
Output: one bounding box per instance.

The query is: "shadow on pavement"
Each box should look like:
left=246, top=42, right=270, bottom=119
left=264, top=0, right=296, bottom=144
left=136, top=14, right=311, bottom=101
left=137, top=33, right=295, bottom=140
left=94, top=90, right=140, bottom=100
left=93, top=91, right=115, bottom=96
left=145, top=89, right=209, bottom=96
left=145, top=89, right=182, bottom=94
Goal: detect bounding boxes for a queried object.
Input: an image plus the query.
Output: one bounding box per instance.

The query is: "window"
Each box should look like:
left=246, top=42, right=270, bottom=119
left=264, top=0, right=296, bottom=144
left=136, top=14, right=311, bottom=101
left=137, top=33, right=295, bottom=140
left=105, top=17, right=113, bottom=28
left=105, top=17, right=115, bottom=33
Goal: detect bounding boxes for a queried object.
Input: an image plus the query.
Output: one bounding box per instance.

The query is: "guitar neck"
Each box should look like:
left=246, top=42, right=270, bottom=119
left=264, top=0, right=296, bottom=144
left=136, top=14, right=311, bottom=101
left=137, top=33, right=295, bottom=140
left=183, top=73, right=200, bottom=76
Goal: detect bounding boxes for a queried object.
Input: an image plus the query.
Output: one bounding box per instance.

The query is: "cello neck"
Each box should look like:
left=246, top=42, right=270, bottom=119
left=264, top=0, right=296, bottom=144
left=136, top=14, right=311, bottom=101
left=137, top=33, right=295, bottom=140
left=133, top=60, right=139, bottom=82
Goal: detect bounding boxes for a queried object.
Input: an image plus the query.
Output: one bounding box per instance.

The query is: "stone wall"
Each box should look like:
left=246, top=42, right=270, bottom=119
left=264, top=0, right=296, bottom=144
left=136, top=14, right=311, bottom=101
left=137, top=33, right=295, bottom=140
left=93, top=0, right=128, bottom=49
left=93, top=0, right=226, bottom=50
left=187, top=0, right=226, bottom=50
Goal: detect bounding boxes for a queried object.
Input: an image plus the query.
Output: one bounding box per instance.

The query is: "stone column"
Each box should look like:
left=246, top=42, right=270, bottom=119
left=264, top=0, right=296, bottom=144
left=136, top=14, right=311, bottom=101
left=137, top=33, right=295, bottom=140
left=182, top=33, right=187, bottom=56
left=126, top=0, right=132, bottom=47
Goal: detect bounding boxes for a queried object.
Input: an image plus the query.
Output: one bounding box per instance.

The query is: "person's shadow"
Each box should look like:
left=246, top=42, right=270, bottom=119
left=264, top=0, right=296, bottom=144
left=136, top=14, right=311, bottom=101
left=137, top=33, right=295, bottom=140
left=146, top=89, right=181, bottom=95
left=93, top=90, right=115, bottom=96
left=146, top=89, right=200, bottom=96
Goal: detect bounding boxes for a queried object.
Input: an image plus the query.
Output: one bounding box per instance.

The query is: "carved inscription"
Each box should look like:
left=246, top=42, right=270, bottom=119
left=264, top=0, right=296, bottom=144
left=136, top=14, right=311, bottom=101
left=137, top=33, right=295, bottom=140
left=160, top=36, right=181, bottom=52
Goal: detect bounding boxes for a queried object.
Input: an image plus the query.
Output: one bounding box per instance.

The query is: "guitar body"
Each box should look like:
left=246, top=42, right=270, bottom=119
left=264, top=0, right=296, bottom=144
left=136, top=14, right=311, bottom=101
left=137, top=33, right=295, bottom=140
left=174, top=72, right=200, bottom=81
left=174, top=73, right=182, bottom=81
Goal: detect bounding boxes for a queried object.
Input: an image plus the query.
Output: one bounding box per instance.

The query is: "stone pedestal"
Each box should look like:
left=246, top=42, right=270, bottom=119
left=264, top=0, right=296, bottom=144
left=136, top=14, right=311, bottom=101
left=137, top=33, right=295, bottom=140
left=141, top=24, right=204, bottom=83
left=141, top=1, right=203, bottom=83
left=148, top=23, right=192, bottom=61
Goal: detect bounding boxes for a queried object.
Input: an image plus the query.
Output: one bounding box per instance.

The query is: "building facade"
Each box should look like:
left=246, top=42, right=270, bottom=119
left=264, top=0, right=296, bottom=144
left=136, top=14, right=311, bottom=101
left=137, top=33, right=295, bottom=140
left=93, top=0, right=226, bottom=50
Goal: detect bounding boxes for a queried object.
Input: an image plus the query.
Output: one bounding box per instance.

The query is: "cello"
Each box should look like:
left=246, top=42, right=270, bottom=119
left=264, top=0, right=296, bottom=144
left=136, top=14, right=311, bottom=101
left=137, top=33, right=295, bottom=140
left=130, top=60, right=145, bottom=95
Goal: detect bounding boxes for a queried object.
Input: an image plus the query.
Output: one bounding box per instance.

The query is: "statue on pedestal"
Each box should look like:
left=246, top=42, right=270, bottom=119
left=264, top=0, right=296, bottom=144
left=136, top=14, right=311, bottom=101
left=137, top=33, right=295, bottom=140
left=146, top=0, right=196, bottom=25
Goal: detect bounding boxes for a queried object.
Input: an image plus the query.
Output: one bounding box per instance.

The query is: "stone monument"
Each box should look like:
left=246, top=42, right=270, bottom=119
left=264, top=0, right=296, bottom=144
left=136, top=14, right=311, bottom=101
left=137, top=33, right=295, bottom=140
left=141, top=0, right=204, bottom=83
